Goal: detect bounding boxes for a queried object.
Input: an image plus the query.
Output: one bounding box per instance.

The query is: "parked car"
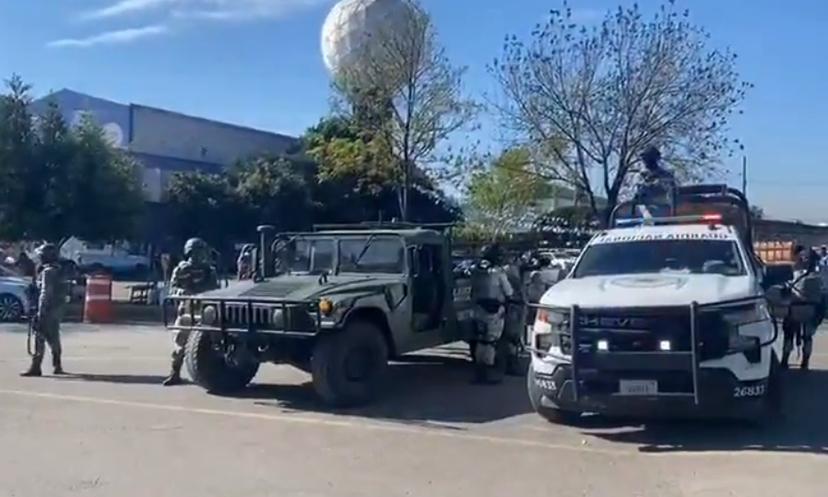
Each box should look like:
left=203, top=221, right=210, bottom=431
left=0, top=265, right=32, bottom=322
left=61, top=237, right=150, bottom=275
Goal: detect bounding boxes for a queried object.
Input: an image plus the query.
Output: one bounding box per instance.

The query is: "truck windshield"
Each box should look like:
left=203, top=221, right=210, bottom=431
left=573, top=240, right=745, bottom=278
left=288, top=238, right=335, bottom=274
left=339, top=236, right=405, bottom=274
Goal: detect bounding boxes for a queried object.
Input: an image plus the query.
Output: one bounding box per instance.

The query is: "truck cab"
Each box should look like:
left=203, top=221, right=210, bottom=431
left=165, top=223, right=474, bottom=406
left=528, top=185, right=785, bottom=422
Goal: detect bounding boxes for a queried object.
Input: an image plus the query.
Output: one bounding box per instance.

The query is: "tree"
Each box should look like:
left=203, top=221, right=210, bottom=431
left=466, top=148, right=549, bottom=237
left=0, top=76, right=144, bottom=243
left=63, top=116, right=145, bottom=242
left=166, top=171, right=243, bottom=251
left=491, top=1, right=750, bottom=225
left=303, top=116, right=461, bottom=224
left=334, top=0, right=476, bottom=220
left=234, top=156, right=314, bottom=232
left=0, top=75, right=35, bottom=240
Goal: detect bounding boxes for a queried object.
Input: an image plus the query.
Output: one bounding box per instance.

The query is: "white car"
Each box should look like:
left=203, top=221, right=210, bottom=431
left=0, top=265, right=32, bottom=322
left=61, top=238, right=150, bottom=274
left=528, top=186, right=784, bottom=423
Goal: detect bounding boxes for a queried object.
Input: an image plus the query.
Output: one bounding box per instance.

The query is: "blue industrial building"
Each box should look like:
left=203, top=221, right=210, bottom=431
left=31, top=89, right=300, bottom=245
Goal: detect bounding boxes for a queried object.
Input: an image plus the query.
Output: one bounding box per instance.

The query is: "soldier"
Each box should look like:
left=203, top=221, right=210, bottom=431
left=470, top=244, right=514, bottom=384
left=163, top=238, right=219, bottom=386
left=783, top=246, right=824, bottom=370
left=635, top=146, right=676, bottom=210
left=236, top=244, right=255, bottom=280
left=21, top=243, right=66, bottom=377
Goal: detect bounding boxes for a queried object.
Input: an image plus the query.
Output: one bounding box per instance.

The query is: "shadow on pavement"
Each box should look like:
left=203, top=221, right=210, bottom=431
left=582, top=369, right=828, bottom=455
left=52, top=373, right=171, bottom=385
left=231, top=350, right=533, bottom=427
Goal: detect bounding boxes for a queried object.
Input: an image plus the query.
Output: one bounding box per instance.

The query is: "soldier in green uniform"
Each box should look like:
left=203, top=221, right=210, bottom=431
left=21, top=243, right=66, bottom=377
left=163, top=238, right=219, bottom=386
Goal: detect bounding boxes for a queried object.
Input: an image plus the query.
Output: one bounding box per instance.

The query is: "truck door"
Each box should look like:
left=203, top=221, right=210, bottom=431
left=411, top=244, right=445, bottom=331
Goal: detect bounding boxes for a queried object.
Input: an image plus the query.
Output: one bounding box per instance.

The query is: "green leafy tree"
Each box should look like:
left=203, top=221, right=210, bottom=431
left=62, top=116, right=144, bottom=243
left=466, top=148, right=549, bottom=237
left=491, top=1, right=750, bottom=224
left=0, top=75, right=35, bottom=239
left=332, top=1, right=476, bottom=219
left=0, top=76, right=144, bottom=243
left=234, top=156, right=314, bottom=232
left=166, top=171, right=243, bottom=250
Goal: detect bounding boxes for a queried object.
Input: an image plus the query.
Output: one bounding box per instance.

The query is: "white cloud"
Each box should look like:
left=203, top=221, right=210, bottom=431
left=82, top=0, right=327, bottom=22
left=82, top=0, right=175, bottom=20
left=48, top=24, right=169, bottom=48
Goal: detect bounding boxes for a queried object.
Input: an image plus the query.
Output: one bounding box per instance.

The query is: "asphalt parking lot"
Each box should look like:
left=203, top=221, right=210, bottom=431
left=0, top=323, right=825, bottom=497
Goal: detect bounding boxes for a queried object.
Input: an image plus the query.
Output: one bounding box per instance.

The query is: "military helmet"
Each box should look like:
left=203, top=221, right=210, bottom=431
left=183, top=237, right=209, bottom=258
left=36, top=243, right=59, bottom=264
left=480, top=243, right=503, bottom=265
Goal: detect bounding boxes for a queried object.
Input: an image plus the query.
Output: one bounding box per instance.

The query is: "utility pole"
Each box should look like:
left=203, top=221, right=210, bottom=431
left=741, top=155, right=747, bottom=196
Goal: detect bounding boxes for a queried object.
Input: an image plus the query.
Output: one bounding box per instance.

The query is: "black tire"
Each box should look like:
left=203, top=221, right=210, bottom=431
left=311, top=320, right=389, bottom=407
left=185, top=330, right=259, bottom=394
left=0, top=294, right=24, bottom=322
left=527, top=367, right=581, bottom=424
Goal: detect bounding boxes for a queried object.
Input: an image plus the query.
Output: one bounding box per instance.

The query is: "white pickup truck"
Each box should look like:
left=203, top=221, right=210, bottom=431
left=528, top=185, right=787, bottom=422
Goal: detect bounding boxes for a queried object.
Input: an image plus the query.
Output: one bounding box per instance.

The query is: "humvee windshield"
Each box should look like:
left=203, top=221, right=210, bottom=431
left=283, top=235, right=405, bottom=275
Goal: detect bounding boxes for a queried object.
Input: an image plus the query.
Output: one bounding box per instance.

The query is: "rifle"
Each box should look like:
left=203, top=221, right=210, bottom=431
left=26, top=282, right=39, bottom=357
left=26, top=312, right=40, bottom=357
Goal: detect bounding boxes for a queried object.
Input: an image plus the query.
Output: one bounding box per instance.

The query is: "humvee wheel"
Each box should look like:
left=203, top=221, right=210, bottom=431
left=311, top=320, right=389, bottom=407
left=527, top=368, right=581, bottom=425
left=185, top=330, right=259, bottom=394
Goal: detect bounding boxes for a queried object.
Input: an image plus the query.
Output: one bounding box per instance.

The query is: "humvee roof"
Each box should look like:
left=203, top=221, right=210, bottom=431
left=296, top=229, right=445, bottom=244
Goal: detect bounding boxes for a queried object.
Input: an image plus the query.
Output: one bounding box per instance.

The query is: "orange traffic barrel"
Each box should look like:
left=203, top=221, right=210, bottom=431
left=84, top=273, right=114, bottom=323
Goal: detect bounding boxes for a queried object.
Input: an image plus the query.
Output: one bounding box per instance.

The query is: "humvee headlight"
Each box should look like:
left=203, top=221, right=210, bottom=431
left=319, top=298, right=334, bottom=316
left=201, top=305, right=218, bottom=326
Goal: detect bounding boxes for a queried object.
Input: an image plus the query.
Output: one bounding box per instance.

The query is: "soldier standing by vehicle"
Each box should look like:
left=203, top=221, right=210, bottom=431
left=163, top=238, right=219, bottom=386
left=21, top=243, right=66, bottom=377
left=782, top=246, right=824, bottom=370
left=470, top=244, right=514, bottom=384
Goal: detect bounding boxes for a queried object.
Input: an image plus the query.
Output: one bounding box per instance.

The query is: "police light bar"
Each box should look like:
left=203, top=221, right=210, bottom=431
left=615, top=213, right=723, bottom=227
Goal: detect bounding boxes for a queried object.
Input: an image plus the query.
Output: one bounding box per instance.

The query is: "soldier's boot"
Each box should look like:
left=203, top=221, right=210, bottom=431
left=162, top=356, right=184, bottom=386
left=52, top=354, right=66, bottom=375
left=20, top=357, right=42, bottom=377
left=801, top=338, right=813, bottom=371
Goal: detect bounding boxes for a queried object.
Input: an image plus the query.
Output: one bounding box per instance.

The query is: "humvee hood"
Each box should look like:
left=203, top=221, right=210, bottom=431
left=193, top=275, right=398, bottom=302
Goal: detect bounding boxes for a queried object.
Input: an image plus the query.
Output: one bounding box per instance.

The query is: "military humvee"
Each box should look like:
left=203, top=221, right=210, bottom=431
left=165, top=223, right=475, bottom=406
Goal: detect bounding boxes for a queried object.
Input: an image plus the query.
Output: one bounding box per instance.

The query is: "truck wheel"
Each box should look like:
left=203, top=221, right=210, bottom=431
left=311, top=320, right=388, bottom=407
left=527, top=367, right=581, bottom=425
left=185, top=330, right=259, bottom=394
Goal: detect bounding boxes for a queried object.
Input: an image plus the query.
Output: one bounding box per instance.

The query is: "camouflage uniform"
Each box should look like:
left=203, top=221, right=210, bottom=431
left=470, top=245, right=514, bottom=384
left=21, top=244, right=66, bottom=377
left=635, top=146, right=676, bottom=210
left=163, top=238, right=219, bottom=386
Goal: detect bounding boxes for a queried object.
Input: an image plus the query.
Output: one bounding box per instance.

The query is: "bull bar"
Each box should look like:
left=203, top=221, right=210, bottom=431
left=528, top=296, right=778, bottom=406
left=163, top=296, right=325, bottom=337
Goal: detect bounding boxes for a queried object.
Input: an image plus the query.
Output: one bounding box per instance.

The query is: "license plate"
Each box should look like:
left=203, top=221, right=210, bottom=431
left=619, top=379, right=658, bottom=396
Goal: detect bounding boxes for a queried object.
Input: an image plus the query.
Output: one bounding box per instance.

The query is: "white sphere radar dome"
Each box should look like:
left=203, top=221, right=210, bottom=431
left=321, top=0, right=417, bottom=78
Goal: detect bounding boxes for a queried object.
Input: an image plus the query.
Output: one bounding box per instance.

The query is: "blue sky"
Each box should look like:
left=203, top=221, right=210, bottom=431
left=1, top=0, right=827, bottom=222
